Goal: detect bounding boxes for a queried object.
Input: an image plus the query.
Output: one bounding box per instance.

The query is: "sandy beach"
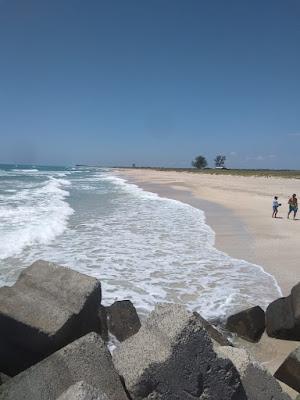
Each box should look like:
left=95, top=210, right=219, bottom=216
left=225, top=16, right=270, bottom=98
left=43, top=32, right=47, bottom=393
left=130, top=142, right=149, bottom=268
left=118, top=168, right=300, bottom=398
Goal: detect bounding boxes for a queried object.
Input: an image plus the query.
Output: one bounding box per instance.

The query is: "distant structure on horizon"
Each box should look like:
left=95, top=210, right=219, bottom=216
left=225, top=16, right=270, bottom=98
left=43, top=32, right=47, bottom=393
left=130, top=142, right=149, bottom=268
left=215, top=166, right=228, bottom=170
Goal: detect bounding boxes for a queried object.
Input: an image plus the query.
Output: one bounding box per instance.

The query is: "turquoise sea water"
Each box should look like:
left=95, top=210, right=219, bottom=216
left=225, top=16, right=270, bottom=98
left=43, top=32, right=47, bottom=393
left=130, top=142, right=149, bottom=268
left=0, top=164, right=281, bottom=320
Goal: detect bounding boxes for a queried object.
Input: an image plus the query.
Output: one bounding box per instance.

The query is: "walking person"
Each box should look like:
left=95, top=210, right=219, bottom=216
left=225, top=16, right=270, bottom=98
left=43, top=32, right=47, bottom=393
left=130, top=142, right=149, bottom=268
left=272, top=196, right=281, bottom=218
left=287, top=194, right=298, bottom=220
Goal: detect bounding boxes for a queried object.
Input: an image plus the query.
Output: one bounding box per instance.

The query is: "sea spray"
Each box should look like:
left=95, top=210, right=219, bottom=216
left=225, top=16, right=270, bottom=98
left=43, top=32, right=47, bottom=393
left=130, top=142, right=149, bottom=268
left=0, top=175, right=73, bottom=259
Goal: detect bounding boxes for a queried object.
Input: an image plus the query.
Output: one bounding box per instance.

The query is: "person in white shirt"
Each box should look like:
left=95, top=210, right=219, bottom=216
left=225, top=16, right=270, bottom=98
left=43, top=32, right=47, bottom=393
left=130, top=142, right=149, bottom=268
left=272, top=196, right=281, bottom=218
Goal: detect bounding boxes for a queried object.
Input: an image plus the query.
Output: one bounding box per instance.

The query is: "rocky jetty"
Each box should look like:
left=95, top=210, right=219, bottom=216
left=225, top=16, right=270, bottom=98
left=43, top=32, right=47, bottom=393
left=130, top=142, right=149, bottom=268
left=0, top=261, right=298, bottom=399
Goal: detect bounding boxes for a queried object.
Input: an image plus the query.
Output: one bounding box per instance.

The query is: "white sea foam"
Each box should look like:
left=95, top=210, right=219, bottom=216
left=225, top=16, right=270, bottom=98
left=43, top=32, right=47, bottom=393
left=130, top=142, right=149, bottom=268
left=5, top=170, right=281, bottom=321
left=95, top=174, right=282, bottom=318
left=11, top=168, right=39, bottom=173
left=0, top=176, right=74, bottom=260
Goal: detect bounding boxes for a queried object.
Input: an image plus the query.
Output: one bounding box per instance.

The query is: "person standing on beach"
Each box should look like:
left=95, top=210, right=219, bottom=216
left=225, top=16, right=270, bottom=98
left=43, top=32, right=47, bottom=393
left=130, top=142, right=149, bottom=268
left=287, top=194, right=298, bottom=220
left=272, top=196, right=281, bottom=218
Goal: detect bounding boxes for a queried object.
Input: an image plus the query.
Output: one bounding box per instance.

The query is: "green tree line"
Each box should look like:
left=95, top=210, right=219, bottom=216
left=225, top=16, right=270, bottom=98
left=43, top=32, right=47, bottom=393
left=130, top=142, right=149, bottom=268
left=192, top=154, right=226, bottom=169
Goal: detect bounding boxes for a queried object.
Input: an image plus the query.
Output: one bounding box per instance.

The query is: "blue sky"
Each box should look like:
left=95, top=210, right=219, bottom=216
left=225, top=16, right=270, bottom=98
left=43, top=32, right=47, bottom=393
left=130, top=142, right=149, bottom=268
left=0, top=0, right=300, bottom=168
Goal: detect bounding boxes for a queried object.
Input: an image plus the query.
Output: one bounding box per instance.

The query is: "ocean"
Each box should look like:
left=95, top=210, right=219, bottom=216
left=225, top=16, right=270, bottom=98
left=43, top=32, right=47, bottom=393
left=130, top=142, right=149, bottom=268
left=0, top=164, right=281, bottom=320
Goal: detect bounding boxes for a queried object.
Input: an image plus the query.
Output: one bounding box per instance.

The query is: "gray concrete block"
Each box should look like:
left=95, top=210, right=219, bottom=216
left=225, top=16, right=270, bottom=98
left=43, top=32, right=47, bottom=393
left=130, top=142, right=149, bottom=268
left=0, top=260, right=103, bottom=375
left=56, top=381, right=109, bottom=400
left=0, top=332, right=128, bottom=400
left=98, top=305, right=109, bottom=342
left=291, top=284, right=300, bottom=326
left=274, top=346, right=300, bottom=393
left=193, top=311, right=232, bottom=346
left=226, top=306, right=265, bottom=342
left=107, top=300, right=141, bottom=342
left=0, top=374, right=10, bottom=386
left=113, top=303, right=247, bottom=400
left=216, top=346, right=292, bottom=400
left=266, top=282, right=300, bottom=341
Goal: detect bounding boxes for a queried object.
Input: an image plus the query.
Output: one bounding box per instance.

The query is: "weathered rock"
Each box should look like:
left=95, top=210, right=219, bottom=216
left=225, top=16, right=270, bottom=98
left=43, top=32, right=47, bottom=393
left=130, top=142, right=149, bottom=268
left=225, top=306, right=265, bottom=342
left=113, top=303, right=247, bottom=400
left=98, top=305, right=109, bottom=342
left=0, top=332, right=128, bottom=400
left=216, top=346, right=291, bottom=400
left=274, top=346, right=300, bottom=393
left=266, top=297, right=295, bottom=338
left=193, top=311, right=232, bottom=346
left=56, top=381, right=110, bottom=400
left=0, top=374, right=10, bottom=386
left=107, top=300, right=141, bottom=342
left=0, top=260, right=104, bottom=376
left=266, top=282, right=300, bottom=340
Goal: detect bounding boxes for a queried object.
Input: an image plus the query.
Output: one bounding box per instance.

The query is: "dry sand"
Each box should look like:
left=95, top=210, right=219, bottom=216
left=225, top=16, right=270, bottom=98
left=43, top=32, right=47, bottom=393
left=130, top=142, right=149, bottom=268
left=118, top=168, right=300, bottom=398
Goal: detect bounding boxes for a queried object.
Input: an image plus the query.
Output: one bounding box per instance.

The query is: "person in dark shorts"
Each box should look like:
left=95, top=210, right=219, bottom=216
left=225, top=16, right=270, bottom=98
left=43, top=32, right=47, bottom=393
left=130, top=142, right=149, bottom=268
left=272, top=196, right=281, bottom=218
left=287, top=194, right=298, bottom=220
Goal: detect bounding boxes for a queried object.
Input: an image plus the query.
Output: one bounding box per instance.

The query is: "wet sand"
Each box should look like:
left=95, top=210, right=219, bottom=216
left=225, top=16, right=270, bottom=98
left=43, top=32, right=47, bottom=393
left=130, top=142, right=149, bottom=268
left=118, top=168, right=300, bottom=398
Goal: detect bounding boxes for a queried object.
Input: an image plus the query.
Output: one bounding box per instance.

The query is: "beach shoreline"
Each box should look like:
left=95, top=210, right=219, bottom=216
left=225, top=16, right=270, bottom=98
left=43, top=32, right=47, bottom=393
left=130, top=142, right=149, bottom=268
left=117, top=168, right=299, bottom=398
left=117, top=168, right=300, bottom=295
left=128, top=180, right=257, bottom=267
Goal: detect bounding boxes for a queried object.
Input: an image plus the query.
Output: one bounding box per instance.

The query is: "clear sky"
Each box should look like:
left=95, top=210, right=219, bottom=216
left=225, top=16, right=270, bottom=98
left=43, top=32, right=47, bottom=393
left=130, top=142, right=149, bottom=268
left=0, top=0, right=300, bottom=168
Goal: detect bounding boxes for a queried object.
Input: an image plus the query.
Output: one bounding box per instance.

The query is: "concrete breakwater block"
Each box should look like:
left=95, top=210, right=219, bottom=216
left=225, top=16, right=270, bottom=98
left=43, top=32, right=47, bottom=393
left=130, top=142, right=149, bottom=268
left=274, top=346, right=300, bottom=393
left=56, top=381, right=110, bottom=400
left=0, top=260, right=104, bottom=375
left=216, top=346, right=292, bottom=400
left=0, top=332, right=128, bottom=400
left=225, top=305, right=265, bottom=342
left=193, top=311, right=233, bottom=346
left=113, top=303, right=247, bottom=400
left=0, top=374, right=10, bottom=386
left=266, top=282, right=300, bottom=340
left=98, top=305, right=109, bottom=342
left=107, top=300, right=141, bottom=342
